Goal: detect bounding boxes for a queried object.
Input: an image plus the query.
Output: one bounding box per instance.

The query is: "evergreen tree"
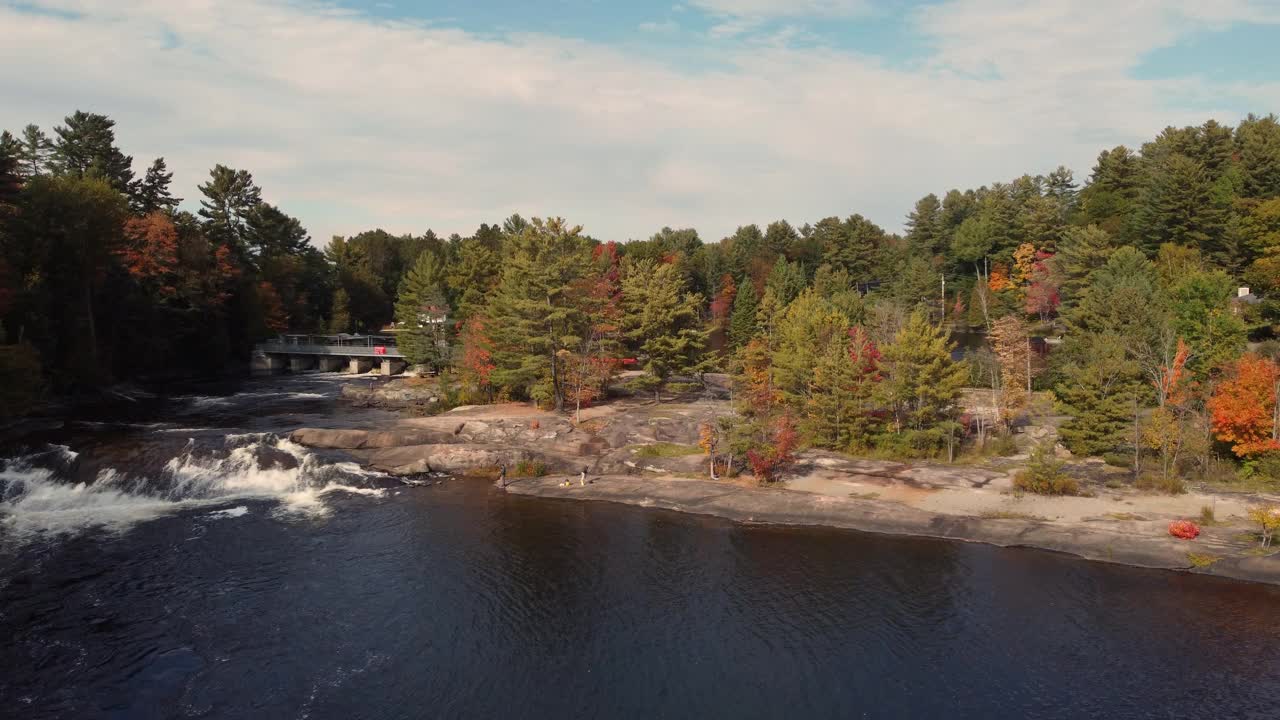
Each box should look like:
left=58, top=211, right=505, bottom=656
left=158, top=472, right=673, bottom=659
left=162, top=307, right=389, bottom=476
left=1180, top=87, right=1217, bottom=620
left=245, top=203, right=310, bottom=259
left=1079, top=145, right=1141, bottom=238
left=1044, top=165, right=1079, bottom=216
left=1167, top=268, right=1247, bottom=379
left=198, top=164, right=262, bottom=254
left=877, top=309, right=967, bottom=437
left=0, top=131, right=18, bottom=165
left=803, top=326, right=881, bottom=451
left=395, top=250, right=451, bottom=371
left=446, top=235, right=500, bottom=322
left=15, top=125, right=53, bottom=178
left=1051, top=225, right=1116, bottom=305
left=1131, top=154, right=1223, bottom=254
left=486, top=217, right=593, bottom=409
left=620, top=258, right=708, bottom=400
left=821, top=214, right=883, bottom=282
left=764, top=256, right=806, bottom=305
left=905, top=194, right=942, bottom=256
left=1235, top=113, right=1280, bottom=198
left=132, top=157, right=180, bottom=214
left=728, top=281, right=758, bottom=349
left=770, top=289, right=848, bottom=407
left=763, top=219, right=798, bottom=258
left=1057, top=333, right=1141, bottom=456
left=51, top=111, right=135, bottom=193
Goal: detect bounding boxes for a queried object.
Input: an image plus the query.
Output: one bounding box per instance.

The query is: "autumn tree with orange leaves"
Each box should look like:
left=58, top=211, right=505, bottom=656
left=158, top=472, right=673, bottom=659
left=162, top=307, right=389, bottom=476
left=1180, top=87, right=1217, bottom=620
left=1208, top=354, right=1280, bottom=458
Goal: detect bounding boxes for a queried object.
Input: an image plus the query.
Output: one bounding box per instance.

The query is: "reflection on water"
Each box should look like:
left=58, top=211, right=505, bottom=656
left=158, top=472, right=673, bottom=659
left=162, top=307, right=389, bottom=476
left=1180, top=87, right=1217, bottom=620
left=1, top=377, right=1279, bottom=719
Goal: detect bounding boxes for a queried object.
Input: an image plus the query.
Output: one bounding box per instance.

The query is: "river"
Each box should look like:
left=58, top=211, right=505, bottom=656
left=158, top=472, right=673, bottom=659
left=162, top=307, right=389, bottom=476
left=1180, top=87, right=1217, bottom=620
left=2, top=375, right=1279, bottom=719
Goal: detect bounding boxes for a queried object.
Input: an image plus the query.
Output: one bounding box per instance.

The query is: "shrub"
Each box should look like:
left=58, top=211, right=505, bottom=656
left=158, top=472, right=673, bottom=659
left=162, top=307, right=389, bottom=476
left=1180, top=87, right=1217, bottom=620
left=1168, top=520, right=1201, bottom=540
left=1013, top=443, right=1079, bottom=496
left=512, top=460, right=548, bottom=478
left=633, top=442, right=702, bottom=458
left=1102, top=452, right=1132, bottom=468
left=665, top=382, right=702, bottom=396
left=1136, top=472, right=1186, bottom=495
left=988, top=433, right=1019, bottom=457
left=1246, top=505, right=1280, bottom=547
left=1198, top=504, right=1217, bottom=526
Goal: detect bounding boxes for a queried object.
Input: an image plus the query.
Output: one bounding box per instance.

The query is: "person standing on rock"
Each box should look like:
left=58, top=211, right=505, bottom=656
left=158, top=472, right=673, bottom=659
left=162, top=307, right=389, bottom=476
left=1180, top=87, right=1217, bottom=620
left=499, top=463, right=507, bottom=489
left=579, top=466, right=588, bottom=486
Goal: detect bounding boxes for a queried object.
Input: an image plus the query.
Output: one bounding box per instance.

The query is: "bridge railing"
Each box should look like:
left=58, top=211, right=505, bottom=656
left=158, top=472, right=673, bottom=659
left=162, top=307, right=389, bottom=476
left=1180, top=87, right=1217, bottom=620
left=267, top=334, right=398, bottom=348
left=256, top=334, right=405, bottom=358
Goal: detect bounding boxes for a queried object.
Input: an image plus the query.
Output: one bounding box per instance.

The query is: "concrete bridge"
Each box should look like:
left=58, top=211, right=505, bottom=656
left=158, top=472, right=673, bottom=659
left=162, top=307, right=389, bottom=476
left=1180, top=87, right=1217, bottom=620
left=252, top=334, right=410, bottom=375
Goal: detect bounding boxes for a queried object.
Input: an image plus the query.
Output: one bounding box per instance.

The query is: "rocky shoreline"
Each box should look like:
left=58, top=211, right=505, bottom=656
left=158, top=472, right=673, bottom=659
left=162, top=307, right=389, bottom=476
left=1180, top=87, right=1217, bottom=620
left=290, top=395, right=1280, bottom=588
left=501, top=474, right=1280, bottom=587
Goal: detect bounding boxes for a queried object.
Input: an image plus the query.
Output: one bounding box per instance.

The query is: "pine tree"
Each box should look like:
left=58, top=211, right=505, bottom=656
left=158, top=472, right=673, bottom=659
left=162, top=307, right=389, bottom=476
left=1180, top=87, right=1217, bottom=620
left=446, top=236, right=499, bottom=322
left=132, top=157, right=180, bottom=214
left=905, top=194, right=942, bottom=256
left=51, top=111, right=135, bottom=193
left=395, top=251, right=451, bottom=370
left=1235, top=113, right=1280, bottom=198
left=1057, top=333, right=1141, bottom=456
left=16, top=125, right=53, bottom=178
left=821, top=214, right=883, bottom=282
left=1131, top=154, right=1223, bottom=254
left=764, top=256, right=806, bottom=305
left=198, top=164, right=262, bottom=254
left=486, top=217, right=593, bottom=410
left=771, top=289, right=848, bottom=407
left=1050, top=225, right=1116, bottom=305
left=728, top=281, right=758, bottom=349
left=621, top=258, right=707, bottom=400
left=803, top=326, right=881, bottom=451
left=877, top=309, right=968, bottom=436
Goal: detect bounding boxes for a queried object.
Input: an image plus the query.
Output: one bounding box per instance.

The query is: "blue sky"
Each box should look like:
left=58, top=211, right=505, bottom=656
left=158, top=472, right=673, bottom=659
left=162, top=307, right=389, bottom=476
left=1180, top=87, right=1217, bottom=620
left=2, top=1, right=1278, bottom=244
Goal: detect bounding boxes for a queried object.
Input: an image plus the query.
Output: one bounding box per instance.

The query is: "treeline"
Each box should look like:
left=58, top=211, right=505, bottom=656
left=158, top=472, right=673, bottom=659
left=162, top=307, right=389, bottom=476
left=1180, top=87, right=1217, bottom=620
left=0, top=112, right=330, bottom=401
left=6, top=109, right=1280, bottom=486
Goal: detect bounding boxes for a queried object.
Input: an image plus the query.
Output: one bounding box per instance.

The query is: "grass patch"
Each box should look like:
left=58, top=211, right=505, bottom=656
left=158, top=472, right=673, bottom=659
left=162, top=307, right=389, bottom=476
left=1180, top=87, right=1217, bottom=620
left=632, top=442, right=702, bottom=458
left=1135, top=472, right=1186, bottom=495
left=1187, top=552, right=1221, bottom=568
left=848, top=491, right=881, bottom=500
left=981, top=510, right=1047, bottom=521
left=1198, top=504, right=1219, bottom=526
left=511, top=460, right=549, bottom=478
left=1105, top=512, right=1145, bottom=521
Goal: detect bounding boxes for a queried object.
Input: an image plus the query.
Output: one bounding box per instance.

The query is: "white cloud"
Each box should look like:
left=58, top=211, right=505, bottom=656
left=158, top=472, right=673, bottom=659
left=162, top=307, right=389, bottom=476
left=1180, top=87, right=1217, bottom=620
left=0, top=0, right=1274, bottom=246
left=689, top=1, right=870, bottom=19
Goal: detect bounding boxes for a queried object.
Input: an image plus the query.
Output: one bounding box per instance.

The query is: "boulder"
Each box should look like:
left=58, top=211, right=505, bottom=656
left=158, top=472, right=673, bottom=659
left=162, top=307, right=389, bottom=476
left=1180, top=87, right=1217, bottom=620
left=362, top=443, right=557, bottom=475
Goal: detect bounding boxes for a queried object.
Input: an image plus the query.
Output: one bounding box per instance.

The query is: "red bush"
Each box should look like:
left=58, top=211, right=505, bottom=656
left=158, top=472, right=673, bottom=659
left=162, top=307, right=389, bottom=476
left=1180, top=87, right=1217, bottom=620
left=1168, top=520, right=1200, bottom=540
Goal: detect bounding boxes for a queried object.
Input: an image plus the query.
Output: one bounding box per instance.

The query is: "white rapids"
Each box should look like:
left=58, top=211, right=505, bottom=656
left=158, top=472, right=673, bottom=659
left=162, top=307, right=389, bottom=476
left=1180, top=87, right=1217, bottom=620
left=0, top=434, right=388, bottom=541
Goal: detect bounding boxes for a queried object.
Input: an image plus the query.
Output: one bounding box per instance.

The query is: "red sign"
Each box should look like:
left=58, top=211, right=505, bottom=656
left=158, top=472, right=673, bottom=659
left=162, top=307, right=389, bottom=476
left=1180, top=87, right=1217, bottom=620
left=374, top=346, right=387, bottom=355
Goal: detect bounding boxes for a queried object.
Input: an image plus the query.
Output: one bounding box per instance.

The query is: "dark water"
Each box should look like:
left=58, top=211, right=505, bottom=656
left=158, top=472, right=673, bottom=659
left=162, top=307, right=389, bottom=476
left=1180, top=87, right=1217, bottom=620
left=2, top=377, right=1279, bottom=719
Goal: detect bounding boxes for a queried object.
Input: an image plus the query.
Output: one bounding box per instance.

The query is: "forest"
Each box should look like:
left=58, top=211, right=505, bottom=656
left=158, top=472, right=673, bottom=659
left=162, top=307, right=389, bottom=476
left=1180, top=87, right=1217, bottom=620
left=4, top=110, right=1280, bottom=487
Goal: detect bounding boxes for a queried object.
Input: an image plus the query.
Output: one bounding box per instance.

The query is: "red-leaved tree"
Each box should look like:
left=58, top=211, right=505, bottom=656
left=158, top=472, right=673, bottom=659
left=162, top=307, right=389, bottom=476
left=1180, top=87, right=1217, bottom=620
left=1208, top=353, right=1280, bottom=457
left=746, top=414, right=798, bottom=483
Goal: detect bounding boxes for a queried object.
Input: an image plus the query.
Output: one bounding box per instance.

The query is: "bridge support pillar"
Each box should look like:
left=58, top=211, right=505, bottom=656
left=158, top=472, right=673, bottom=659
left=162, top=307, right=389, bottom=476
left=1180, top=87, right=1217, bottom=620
left=289, top=356, right=315, bottom=373
left=251, top=352, right=287, bottom=376
left=380, top=359, right=408, bottom=376
left=317, top=356, right=345, bottom=373
left=348, top=357, right=374, bottom=374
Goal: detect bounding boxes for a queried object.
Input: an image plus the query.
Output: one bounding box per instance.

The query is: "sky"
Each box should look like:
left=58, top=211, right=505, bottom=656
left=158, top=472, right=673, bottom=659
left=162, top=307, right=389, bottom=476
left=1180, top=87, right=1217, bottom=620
left=1, top=0, right=1278, bottom=245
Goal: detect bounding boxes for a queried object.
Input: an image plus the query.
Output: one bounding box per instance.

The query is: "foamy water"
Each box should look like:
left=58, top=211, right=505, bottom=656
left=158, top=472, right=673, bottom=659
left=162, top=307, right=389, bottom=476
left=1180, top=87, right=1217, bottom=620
left=0, top=433, right=388, bottom=541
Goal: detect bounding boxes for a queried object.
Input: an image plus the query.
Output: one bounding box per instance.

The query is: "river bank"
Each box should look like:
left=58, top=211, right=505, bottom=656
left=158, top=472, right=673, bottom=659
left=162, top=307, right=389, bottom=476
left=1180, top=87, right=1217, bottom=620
left=288, top=391, right=1280, bottom=587
left=502, top=473, right=1280, bottom=586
